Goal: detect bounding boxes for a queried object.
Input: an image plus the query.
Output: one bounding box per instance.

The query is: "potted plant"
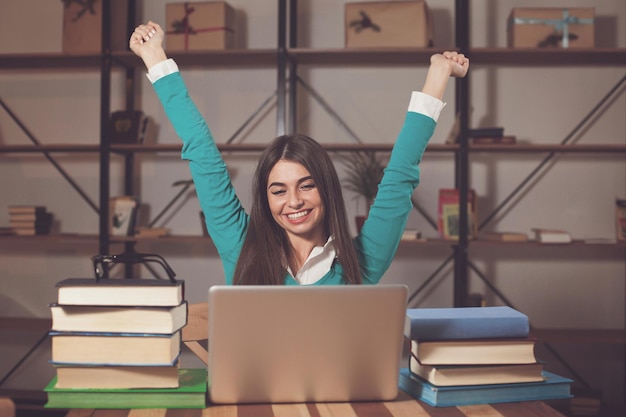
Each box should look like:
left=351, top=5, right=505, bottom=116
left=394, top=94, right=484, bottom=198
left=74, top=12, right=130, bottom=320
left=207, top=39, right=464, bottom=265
left=340, top=151, right=386, bottom=232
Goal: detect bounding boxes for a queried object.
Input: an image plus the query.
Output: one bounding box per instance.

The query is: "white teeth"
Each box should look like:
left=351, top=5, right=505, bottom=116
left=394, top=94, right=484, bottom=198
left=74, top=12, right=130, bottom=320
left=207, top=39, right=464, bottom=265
left=287, top=211, right=309, bottom=220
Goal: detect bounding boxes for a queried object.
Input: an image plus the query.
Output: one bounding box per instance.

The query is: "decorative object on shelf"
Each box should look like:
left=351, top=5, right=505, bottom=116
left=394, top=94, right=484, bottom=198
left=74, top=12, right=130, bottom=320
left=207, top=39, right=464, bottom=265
left=344, top=0, right=433, bottom=48
left=340, top=151, right=385, bottom=232
left=437, top=189, right=478, bottom=240
left=507, top=7, right=595, bottom=49
left=110, top=110, right=152, bottom=144
left=531, top=228, right=573, bottom=244
left=166, top=1, right=235, bottom=51
left=61, top=0, right=129, bottom=53
left=615, top=196, right=626, bottom=241
left=109, top=196, right=139, bottom=236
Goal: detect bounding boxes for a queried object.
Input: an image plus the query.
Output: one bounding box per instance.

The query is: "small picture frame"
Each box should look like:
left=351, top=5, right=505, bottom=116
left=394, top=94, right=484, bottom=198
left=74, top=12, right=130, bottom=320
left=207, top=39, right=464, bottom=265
left=109, top=196, right=139, bottom=236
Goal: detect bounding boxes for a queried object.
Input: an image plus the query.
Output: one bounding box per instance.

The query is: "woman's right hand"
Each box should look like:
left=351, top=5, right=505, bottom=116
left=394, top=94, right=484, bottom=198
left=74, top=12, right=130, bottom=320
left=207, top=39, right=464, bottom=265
left=129, top=21, right=167, bottom=69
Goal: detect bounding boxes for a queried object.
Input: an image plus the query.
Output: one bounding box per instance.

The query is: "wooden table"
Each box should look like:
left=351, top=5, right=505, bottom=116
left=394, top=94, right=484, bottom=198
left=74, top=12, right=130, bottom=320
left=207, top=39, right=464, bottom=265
left=64, top=391, right=566, bottom=417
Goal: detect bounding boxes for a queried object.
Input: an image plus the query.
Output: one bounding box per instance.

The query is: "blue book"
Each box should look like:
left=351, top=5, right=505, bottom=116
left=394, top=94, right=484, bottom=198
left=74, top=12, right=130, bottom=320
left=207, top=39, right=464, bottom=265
left=399, top=368, right=572, bottom=407
left=404, top=306, right=529, bottom=341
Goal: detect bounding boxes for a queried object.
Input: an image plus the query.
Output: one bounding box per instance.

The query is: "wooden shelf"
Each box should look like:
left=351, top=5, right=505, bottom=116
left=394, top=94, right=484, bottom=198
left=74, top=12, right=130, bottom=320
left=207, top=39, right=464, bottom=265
left=469, top=48, right=626, bottom=66
left=469, top=144, right=626, bottom=153
left=112, top=49, right=278, bottom=68
left=286, top=47, right=626, bottom=66
left=3, top=48, right=622, bottom=71
left=0, top=143, right=457, bottom=154
left=0, top=52, right=102, bottom=70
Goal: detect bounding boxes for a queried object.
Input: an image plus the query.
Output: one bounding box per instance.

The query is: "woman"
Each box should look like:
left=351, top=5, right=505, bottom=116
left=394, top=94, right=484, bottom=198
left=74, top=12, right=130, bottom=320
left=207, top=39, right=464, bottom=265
left=130, top=21, right=469, bottom=286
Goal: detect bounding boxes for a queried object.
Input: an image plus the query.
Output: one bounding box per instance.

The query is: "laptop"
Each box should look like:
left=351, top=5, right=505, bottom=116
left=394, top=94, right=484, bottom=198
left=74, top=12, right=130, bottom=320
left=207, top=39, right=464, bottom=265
left=207, top=284, right=408, bottom=404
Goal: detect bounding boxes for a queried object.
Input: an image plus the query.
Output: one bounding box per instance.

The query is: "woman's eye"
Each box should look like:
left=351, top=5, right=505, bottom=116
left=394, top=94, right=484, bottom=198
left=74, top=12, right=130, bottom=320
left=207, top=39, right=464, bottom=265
left=300, top=183, right=316, bottom=191
left=271, top=189, right=286, bottom=196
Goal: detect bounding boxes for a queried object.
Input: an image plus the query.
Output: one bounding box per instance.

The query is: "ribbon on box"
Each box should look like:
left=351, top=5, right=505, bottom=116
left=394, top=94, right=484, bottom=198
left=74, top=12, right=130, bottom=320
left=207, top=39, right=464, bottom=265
left=513, top=8, right=593, bottom=48
left=61, top=0, right=98, bottom=22
left=168, top=2, right=233, bottom=51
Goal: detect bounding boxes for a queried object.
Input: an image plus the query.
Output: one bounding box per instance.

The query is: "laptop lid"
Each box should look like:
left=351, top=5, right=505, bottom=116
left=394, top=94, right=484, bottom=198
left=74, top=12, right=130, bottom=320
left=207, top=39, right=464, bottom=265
left=207, top=284, right=408, bottom=404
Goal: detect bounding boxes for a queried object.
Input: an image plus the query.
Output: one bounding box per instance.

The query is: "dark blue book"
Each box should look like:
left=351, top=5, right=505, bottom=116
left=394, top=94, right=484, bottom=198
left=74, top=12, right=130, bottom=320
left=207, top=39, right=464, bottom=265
left=404, top=306, right=529, bottom=341
left=399, top=368, right=572, bottom=407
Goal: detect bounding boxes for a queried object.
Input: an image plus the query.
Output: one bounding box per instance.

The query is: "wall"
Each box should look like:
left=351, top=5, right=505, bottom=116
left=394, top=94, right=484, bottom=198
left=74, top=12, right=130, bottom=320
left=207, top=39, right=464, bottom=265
left=0, top=0, right=625, bottom=404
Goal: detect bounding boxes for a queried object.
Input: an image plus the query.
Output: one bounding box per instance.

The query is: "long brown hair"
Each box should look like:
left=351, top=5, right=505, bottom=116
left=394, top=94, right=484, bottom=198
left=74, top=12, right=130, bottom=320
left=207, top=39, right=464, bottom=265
left=232, top=134, right=362, bottom=285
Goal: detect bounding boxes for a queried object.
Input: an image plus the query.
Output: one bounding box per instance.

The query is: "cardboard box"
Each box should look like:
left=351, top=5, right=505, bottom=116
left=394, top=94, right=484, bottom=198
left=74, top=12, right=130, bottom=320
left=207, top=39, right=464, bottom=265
left=166, top=1, right=235, bottom=51
left=508, top=7, right=594, bottom=48
left=345, top=1, right=433, bottom=48
left=62, top=0, right=129, bottom=54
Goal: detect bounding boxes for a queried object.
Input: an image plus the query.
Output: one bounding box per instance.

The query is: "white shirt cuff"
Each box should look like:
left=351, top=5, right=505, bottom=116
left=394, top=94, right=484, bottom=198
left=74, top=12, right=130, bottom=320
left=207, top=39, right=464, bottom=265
left=146, top=58, right=179, bottom=83
left=408, top=91, right=446, bottom=122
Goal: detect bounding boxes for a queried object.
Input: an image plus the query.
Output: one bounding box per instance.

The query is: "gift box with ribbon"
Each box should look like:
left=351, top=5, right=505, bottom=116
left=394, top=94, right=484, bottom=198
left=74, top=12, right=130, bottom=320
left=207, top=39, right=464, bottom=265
left=507, top=7, right=594, bottom=49
left=62, top=0, right=129, bottom=53
left=345, top=0, right=433, bottom=48
left=166, top=1, right=235, bottom=51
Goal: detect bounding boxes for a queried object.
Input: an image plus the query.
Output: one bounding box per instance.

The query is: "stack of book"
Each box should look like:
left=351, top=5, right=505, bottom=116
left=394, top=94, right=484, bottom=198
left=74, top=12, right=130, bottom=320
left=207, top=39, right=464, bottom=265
left=8, top=205, right=52, bottom=236
left=44, top=277, right=207, bottom=409
left=400, top=306, right=573, bottom=407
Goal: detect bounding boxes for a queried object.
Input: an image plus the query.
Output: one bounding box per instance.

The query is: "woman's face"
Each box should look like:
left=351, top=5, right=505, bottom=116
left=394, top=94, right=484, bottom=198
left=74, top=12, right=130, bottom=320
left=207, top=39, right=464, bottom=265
left=266, top=159, right=326, bottom=245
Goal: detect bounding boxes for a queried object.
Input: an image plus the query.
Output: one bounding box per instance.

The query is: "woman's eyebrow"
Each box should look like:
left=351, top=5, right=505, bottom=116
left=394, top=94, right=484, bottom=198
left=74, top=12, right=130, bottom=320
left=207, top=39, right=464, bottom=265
left=268, top=176, right=314, bottom=188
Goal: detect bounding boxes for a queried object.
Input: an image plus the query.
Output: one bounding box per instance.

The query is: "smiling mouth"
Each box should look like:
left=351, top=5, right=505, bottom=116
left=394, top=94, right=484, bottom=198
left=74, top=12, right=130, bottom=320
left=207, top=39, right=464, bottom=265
left=286, top=210, right=311, bottom=221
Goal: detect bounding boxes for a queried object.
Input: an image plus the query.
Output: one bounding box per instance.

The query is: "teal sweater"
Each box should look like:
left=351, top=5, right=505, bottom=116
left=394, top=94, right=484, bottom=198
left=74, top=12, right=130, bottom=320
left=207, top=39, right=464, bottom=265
left=154, top=72, right=436, bottom=285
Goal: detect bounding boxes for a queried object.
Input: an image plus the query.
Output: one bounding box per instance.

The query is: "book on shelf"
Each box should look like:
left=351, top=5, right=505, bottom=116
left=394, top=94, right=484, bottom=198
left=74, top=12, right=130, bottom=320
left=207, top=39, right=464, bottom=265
left=532, top=228, right=572, bottom=244
left=55, top=278, right=184, bottom=307
left=10, top=213, right=53, bottom=235
left=398, top=368, right=572, bottom=407
left=437, top=188, right=478, bottom=240
left=468, top=127, right=505, bottom=138
left=616, top=196, right=626, bottom=241
left=482, top=232, right=529, bottom=242
left=410, top=337, right=537, bottom=365
left=50, top=301, right=188, bottom=334
left=400, top=229, right=424, bottom=241
left=7, top=205, right=47, bottom=215
left=50, top=330, right=181, bottom=366
left=408, top=354, right=545, bottom=386
left=404, top=306, right=529, bottom=341
left=54, top=364, right=181, bottom=389
left=470, top=136, right=517, bottom=145
left=45, top=368, right=207, bottom=409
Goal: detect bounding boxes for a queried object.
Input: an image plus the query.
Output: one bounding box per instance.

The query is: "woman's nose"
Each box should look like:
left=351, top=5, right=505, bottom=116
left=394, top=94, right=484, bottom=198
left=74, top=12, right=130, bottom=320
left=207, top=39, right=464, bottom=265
left=288, top=192, right=304, bottom=208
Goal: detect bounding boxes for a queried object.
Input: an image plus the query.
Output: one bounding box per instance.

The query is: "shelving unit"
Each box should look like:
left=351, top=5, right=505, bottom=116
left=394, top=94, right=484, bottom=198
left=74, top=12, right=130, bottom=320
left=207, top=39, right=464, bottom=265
left=0, top=0, right=625, bottom=412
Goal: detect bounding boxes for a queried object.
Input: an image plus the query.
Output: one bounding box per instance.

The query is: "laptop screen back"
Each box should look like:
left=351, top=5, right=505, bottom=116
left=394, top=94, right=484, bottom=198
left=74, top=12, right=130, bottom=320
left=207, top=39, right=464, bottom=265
left=207, top=284, right=408, bottom=404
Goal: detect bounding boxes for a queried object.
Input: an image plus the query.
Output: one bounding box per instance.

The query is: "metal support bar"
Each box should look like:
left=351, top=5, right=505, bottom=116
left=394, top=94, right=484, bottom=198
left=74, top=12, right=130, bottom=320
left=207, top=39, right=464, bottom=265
left=276, top=0, right=287, bottom=136
left=410, top=195, right=438, bottom=230
left=407, top=253, right=454, bottom=305
left=226, top=91, right=277, bottom=144
left=0, top=332, right=48, bottom=388
left=0, top=98, right=99, bottom=213
left=98, top=0, right=113, bottom=257
left=479, top=75, right=626, bottom=230
left=453, top=0, right=470, bottom=307
left=295, top=76, right=363, bottom=143
left=288, top=0, right=298, bottom=134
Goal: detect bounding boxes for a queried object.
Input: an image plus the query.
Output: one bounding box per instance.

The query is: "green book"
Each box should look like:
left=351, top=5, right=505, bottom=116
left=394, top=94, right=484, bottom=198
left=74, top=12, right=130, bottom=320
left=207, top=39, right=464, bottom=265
left=45, top=368, right=207, bottom=409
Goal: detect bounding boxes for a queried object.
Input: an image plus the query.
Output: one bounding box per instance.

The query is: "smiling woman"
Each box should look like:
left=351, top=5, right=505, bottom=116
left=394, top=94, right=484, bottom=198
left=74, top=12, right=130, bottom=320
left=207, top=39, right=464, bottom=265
left=129, top=20, right=469, bottom=286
